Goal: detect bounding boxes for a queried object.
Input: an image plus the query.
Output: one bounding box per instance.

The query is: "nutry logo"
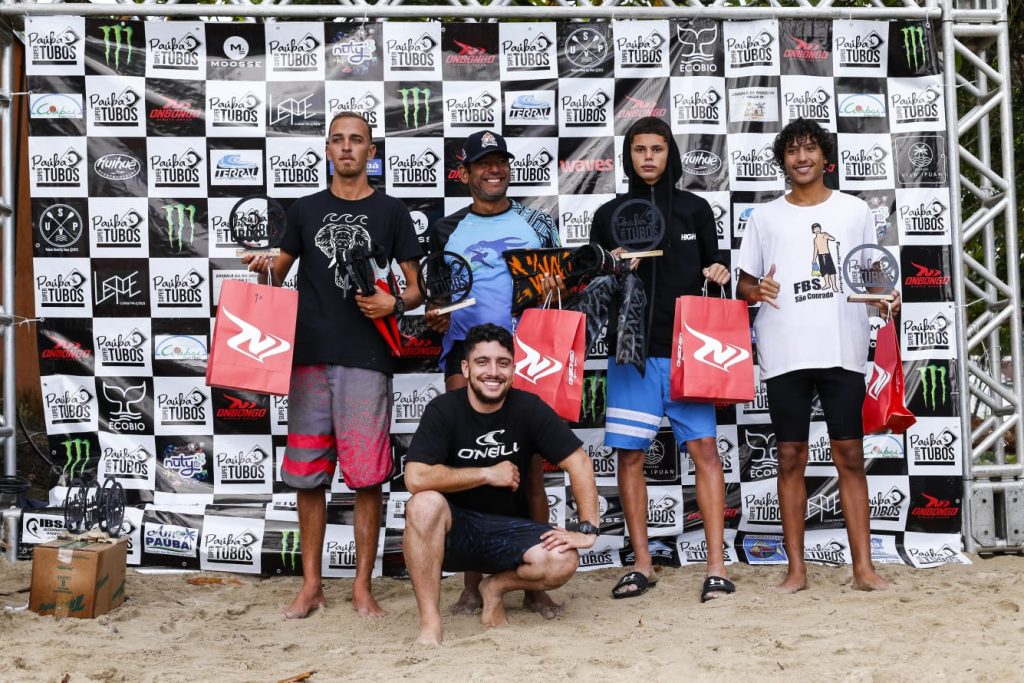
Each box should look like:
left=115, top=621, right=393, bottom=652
left=447, top=92, right=497, bottom=126
left=146, top=525, right=198, bottom=556
left=869, top=486, right=907, bottom=521
left=206, top=530, right=259, bottom=565
left=269, top=33, right=321, bottom=71
left=562, top=90, right=609, bottom=127
left=389, top=149, right=438, bottom=188
left=154, top=269, right=205, bottom=308
left=149, top=32, right=202, bottom=71
left=674, top=88, right=722, bottom=125
left=904, top=313, right=950, bottom=351
left=647, top=494, right=679, bottom=527
left=222, top=308, right=292, bottom=363
left=731, top=145, right=778, bottom=182
left=503, top=34, right=552, bottom=71
left=676, top=23, right=717, bottom=73
left=328, top=92, right=379, bottom=127
left=327, top=539, right=357, bottom=569
left=900, top=199, right=946, bottom=235
left=94, top=153, right=140, bottom=181
left=218, top=446, right=269, bottom=483
left=679, top=150, right=722, bottom=177
left=29, top=26, right=80, bottom=65
left=103, top=445, right=151, bottom=478
left=515, top=339, right=563, bottom=384
left=784, top=88, right=831, bottom=121
left=744, top=490, right=781, bottom=523
left=332, top=32, right=376, bottom=66
left=32, top=148, right=83, bottom=188
left=681, top=322, right=748, bottom=371
left=457, top=429, right=520, bottom=460
left=158, top=388, right=207, bottom=425
left=151, top=148, right=202, bottom=188
left=270, top=149, right=321, bottom=188
left=510, top=149, right=553, bottom=186
left=841, top=145, right=888, bottom=181
left=90, top=87, right=141, bottom=126
left=163, top=442, right=208, bottom=479
left=909, top=429, right=958, bottom=464
left=617, top=30, right=666, bottom=68
left=387, top=33, right=437, bottom=71
left=805, top=540, right=847, bottom=564
left=102, top=382, right=146, bottom=431
left=45, top=388, right=93, bottom=425
left=726, top=30, right=774, bottom=68
left=209, top=92, right=261, bottom=127
left=836, top=32, right=884, bottom=68
left=37, top=269, right=86, bottom=307
left=892, top=86, right=941, bottom=124
left=97, top=329, right=147, bottom=366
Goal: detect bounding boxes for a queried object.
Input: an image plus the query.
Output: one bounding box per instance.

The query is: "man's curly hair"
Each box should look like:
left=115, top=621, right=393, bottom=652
left=772, top=118, right=834, bottom=176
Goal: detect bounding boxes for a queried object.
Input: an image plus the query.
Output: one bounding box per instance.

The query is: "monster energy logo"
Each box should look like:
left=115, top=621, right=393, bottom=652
left=163, top=203, right=196, bottom=252
left=281, top=529, right=300, bottom=571
left=917, top=364, right=948, bottom=409
left=580, top=375, right=607, bottom=423
left=61, top=437, right=91, bottom=479
left=100, top=22, right=134, bottom=69
left=900, top=25, right=926, bottom=71
left=399, top=87, right=431, bottom=129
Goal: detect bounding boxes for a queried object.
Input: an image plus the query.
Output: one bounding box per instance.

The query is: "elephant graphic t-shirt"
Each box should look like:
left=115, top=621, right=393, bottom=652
left=279, top=189, right=422, bottom=371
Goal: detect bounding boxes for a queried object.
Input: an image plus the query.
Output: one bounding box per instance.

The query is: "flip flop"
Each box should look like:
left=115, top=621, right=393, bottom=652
left=612, top=571, right=657, bottom=600
left=700, top=575, right=736, bottom=603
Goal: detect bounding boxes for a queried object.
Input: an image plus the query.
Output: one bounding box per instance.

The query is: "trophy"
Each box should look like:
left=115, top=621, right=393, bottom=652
left=842, top=244, right=899, bottom=304
left=609, top=198, right=665, bottom=259
left=417, top=250, right=475, bottom=315
left=230, top=194, right=287, bottom=257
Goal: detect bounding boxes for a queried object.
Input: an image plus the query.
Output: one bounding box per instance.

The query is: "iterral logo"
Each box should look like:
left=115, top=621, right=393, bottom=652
left=149, top=30, right=202, bottom=72
left=268, top=32, right=321, bottom=72
left=29, top=24, right=81, bottom=65
left=745, top=430, right=778, bottom=480
left=674, top=87, right=723, bottom=126
left=617, top=30, right=666, bottom=69
left=447, top=91, right=498, bottom=127
left=836, top=31, right=884, bottom=68
left=151, top=148, right=203, bottom=189
left=784, top=88, right=831, bottom=122
left=727, top=30, right=774, bottom=68
left=561, top=89, right=609, bottom=128
left=209, top=91, right=262, bottom=128
left=45, top=387, right=93, bottom=425
left=507, top=92, right=554, bottom=124
left=389, top=148, right=439, bottom=189
left=37, top=269, right=87, bottom=308
left=388, top=32, right=437, bottom=71
left=89, top=87, right=141, bottom=126
left=96, top=328, right=148, bottom=367
left=270, top=148, right=322, bottom=189
left=217, top=446, right=269, bottom=484
left=32, top=148, right=83, bottom=188
left=153, top=268, right=206, bottom=308
left=158, top=388, right=208, bottom=426
left=503, top=34, right=552, bottom=71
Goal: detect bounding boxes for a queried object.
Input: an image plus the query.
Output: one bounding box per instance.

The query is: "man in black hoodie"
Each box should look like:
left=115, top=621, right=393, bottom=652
left=590, top=117, right=733, bottom=602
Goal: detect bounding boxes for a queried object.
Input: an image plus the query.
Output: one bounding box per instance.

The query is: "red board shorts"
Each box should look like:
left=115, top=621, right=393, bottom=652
left=281, top=364, right=393, bottom=490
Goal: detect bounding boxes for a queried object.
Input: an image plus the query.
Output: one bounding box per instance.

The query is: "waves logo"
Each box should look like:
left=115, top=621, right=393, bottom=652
left=387, top=33, right=437, bottom=71
left=840, top=144, right=889, bottom=182
left=731, top=145, right=779, bottom=183
left=447, top=91, right=498, bottom=127
left=805, top=539, right=847, bottom=565
left=29, top=25, right=81, bottom=65
left=908, top=428, right=957, bottom=465
left=59, top=436, right=93, bottom=478
left=510, top=149, right=553, bottom=187
left=157, top=388, right=208, bottom=426
left=726, top=30, right=774, bottom=68
left=90, top=87, right=141, bottom=127
left=96, top=328, right=147, bottom=367
left=206, top=530, right=259, bottom=565
left=389, top=149, right=439, bottom=189
left=153, top=268, right=205, bottom=308
left=269, top=33, right=321, bottom=72
left=743, top=490, right=781, bottom=524
left=617, top=30, right=666, bottom=69
left=673, top=87, right=722, bottom=126
left=32, top=148, right=83, bottom=188
left=217, top=446, right=269, bottom=484
left=151, top=148, right=202, bottom=189
left=891, top=86, right=941, bottom=125
left=676, top=21, right=718, bottom=74
left=209, top=91, right=261, bottom=128
left=328, top=92, right=380, bottom=127
left=37, top=268, right=87, bottom=308
left=561, top=89, right=609, bottom=127
left=103, top=445, right=151, bottom=479
left=270, top=148, right=322, bottom=189
left=784, top=88, right=831, bottom=122
left=836, top=31, right=884, bottom=68
left=503, top=34, right=552, bottom=71
left=149, top=30, right=202, bottom=72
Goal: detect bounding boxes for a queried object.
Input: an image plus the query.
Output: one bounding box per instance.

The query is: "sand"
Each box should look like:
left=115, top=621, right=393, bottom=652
left=2, top=556, right=1022, bottom=682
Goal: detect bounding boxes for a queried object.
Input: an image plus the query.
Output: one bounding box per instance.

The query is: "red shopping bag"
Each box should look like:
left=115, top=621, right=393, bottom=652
left=206, top=279, right=297, bottom=396
left=862, top=318, right=916, bottom=434
left=512, top=306, right=586, bottom=421
left=670, top=295, right=755, bottom=405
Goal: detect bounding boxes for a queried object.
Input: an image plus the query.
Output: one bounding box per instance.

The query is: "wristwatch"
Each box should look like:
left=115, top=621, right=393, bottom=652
left=392, top=295, right=405, bottom=318
left=576, top=521, right=599, bottom=535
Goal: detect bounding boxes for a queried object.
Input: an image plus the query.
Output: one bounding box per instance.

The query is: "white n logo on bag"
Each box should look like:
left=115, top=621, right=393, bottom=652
left=222, top=308, right=292, bottom=363
left=866, top=362, right=892, bottom=400
left=514, top=339, right=563, bottom=384
left=683, top=322, right=749, bottom=372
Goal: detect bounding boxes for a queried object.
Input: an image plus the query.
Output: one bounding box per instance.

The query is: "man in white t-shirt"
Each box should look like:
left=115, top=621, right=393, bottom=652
left=735, top=118, right=900, bottom=593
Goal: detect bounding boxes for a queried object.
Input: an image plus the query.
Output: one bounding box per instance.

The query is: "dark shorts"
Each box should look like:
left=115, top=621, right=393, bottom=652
left=443, top=339, right=466, bottom=379
left=765, top=367, right=865, bottom=442
left=817, top=252, right=837, bottom=276
left=442, top=503, right=552, bottom=575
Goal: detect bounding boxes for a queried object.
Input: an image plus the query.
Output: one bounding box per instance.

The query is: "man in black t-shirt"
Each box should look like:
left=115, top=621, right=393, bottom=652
left=243, top=112, right=423, bottom=620
left=404, top=324, right=600, bottom=646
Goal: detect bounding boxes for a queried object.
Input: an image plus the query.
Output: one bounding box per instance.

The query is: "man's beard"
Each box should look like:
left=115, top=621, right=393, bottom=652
left=468, top=376, right=510, bottom=405
left=335, top=162, right=364, bottom=179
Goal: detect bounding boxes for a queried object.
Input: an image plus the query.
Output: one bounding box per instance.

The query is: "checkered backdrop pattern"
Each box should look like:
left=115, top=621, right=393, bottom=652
left=21, top=16, right=969, bottom=575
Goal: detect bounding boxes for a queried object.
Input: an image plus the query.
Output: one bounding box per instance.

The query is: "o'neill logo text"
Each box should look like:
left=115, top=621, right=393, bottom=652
left=222, top=308, right=291, bottom=363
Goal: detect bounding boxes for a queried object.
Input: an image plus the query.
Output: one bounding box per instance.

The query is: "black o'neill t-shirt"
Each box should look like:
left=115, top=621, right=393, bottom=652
left=279, top=189, right=423, bottom=373
left=406, top=388, right=583, bottom=518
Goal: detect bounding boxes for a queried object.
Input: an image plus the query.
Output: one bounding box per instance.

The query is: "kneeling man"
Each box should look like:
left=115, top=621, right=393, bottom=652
left=403, top=323, right=600, bottom=645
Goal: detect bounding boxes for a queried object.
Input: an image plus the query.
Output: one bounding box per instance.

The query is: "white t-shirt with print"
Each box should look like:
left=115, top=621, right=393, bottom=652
left=736, top=191, right=878, bottom=380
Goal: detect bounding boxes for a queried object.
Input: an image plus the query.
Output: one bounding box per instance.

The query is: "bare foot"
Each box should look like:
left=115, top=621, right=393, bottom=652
left=451, top=585, right=483, bottom=615
left=415, top=622, right=443, bottom=646
left=773, top=571, right=807, bottom=594
left=282, top=587, right=326, bottom=620
left=353, top=586, right=386, bottom=618
left=523, top=590, right=563, bottom=619
left=479, top=576, right=508, bottom=628
left=852, top=569, right=892, bottom=591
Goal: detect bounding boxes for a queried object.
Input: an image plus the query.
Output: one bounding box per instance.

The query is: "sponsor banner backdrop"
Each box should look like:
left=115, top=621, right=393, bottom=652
left=27, top=17, right=961, bottom=574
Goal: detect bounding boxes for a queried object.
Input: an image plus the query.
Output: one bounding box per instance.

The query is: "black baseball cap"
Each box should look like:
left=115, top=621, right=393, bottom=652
left=460, top=130, right=515, bottom=165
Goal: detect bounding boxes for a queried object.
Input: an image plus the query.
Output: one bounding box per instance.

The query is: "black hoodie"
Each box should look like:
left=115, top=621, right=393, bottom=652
left=589, top=131, right=723, bottom=359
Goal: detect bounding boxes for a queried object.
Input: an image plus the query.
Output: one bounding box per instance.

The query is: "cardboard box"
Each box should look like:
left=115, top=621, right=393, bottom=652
left=29, top=536, right=128, bottom=618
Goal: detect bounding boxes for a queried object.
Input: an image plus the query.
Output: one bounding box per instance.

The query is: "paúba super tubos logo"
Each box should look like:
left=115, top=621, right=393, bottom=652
left=457, top=429, right=520, bottom=460
left=841, top=145, right=888, bottom=181
left=32, top=148, right=83, bottom=188
left=909, top=428, right=957, bottom=464
left=90, top=87, right=141, bottom=126
left=328, top=92, right=379, bottom=127
left=561, top=208, right=595, bottom=243
left=151, top=148, right=202, bottom=188
left=731, top=145, right=778, bottom=182
left=617, top=30, right=666, bottom=68
left=836, top=31, right=883, bottom=68
left=153, top=268, right=205, bottom=308
left=45, top=387, right=93, bottom=425
left=209, top=91, right=261, bottom=127
left=743, top=381, right=770, bottom=415
left=679, top=150, right=722, bottom=176
left=708, top=202, right=727, bottom=240
left=726, top=30, right=774, bottom=68
left=904, top=312, right=950, bottom=351
left=394, top=385, right=441, bottom=423
left=390, top=149, right=438, bottom=188
left=446, top=91, right=497, bottom=127
left=162, top=442, right=208, bottom=480
left=805, top=540, right=847, bottom=565
left=900, top=199, right=946, bottom=235
left=29, top=26, right=80, bottom=65
left=904, top=261, right=949, bottom=287
left=269, top=33, right=321, bottom=71
left=892, top=86, right=940, bottom=124
left=646, top=494, right=679, bottom=528
left=218, top=446, right=269, bottom=484
left=586, top=442, right=616, bottom=475
left=270, top=148, right=321, bottom=188
left=387, top=33, right=436, bottom=71
left=503, top=34, right=552, bottom=71
left=327, top=539, right=358, bottom=569
left=911, top=492, right=959, bottom=518
left=94, top=208, right=143, bottom=248
left=94, top=153, right=140, bottom=182
left=149, top=31, right=202, bottom=71
left=206, top=530, right=259, bottom=565
left=36, top=269, right=86, bottom=307
left=510, top=149, right=553, bottom=186
left=908, top=545, right=964, bottom=566
left=561, top=89, right=609, bottom=127
left=447, top=40, right=495, bottom=66
left=103, top=445, right=151, bottom=479
left=96, top=328, right=147, bottom=366
left=807, top=433, right=833, bottom=464
left=783, top=34, right=829, bottom=61
left=679, top=539, right=714, bottom=562
left=158, top=388, right=208, bottom=426
left=784, top=88, right=831, bottom=122
left=217, top=394, right=268, bottom=420
left=673, top=88, right=722, bottom=125
left=744, top=490, right=781, bottom=523
left=868, top=486, right=907, bottom=521
left=579, top=546, right=615, bottom=568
